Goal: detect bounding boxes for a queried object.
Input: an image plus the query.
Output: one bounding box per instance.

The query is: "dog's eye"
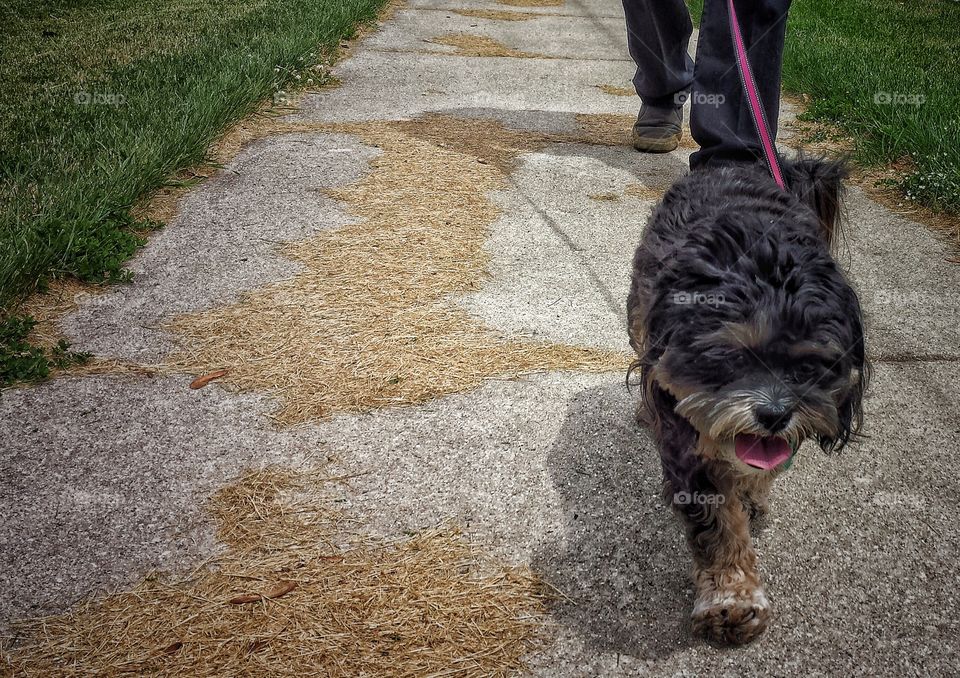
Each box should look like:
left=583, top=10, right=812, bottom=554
left=790, top=361, right=819, bottom=382
left=728, top=353, right=748, bottom=369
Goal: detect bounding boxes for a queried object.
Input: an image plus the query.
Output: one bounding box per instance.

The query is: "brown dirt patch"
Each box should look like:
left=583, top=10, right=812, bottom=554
left=782, top=95, right=856, bottom=157
left=163, top=114, right=629, bottom=426
left=1, top=468, right=548, bottom=677
left=678, top=125, right=699, bottom=150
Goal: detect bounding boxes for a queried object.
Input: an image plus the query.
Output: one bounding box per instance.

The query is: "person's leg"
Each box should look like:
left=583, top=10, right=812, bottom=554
left=622, top=0, right=694, bottom=152
left=689, top=0, right=793, bottom=169
left=622, top=0, right=694, bottom=106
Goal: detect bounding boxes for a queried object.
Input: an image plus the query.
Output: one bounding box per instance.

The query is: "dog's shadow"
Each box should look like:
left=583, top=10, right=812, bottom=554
left=532, top=382, right=697, bottom=660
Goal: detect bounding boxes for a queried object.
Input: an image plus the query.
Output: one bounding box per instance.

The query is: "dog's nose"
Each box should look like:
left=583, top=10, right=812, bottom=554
left=755, top=404, right=791, bottom=433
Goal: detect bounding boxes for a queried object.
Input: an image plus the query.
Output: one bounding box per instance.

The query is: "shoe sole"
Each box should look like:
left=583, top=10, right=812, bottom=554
left=632, top=133, right=681, bottom=153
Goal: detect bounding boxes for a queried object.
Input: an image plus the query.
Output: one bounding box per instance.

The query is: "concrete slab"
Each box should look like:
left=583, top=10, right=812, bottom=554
left=295, top=50, right=637, bottom=123
left=459, top=142, right=689, bottom=352
left=844, top=189, right=960, bottom=359
left=410, top=0, right=626, bottom=19
left=365, top=8, right=631, bottom=61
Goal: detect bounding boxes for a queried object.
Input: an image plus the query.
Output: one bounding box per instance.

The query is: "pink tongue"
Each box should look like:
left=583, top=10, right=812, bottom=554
left=735, top=434, right=792, bottom=470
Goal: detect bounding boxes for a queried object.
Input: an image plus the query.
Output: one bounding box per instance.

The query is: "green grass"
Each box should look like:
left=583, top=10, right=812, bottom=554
left=0, top=0, right=387, bottom=311
left=688, top=0, right=960, bottom=214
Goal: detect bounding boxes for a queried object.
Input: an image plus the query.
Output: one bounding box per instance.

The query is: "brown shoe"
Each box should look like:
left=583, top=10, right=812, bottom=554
left=632, top=104, right=683, bottom=153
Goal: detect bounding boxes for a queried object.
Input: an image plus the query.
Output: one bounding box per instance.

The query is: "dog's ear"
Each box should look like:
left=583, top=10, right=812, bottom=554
left=782, top=154, right=849, bottom=247
left=819, top=292, right=870, bottom=453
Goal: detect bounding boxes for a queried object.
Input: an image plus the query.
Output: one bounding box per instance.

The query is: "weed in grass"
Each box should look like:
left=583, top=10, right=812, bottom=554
left=0, top=315, right=90, bottom=386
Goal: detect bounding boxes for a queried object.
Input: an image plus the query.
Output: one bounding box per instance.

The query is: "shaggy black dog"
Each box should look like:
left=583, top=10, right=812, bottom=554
left=626, top=157, right=868, bottom=645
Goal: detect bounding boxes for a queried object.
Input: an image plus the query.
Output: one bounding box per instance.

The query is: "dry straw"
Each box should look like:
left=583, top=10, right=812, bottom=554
left=1, top=468, right=549, bottom=676
left=623, top=182, right=668, bottom=201
left=452, top=9, right=540, bottom=21
left=497, top=0, right=564, bottom=7
left=595, top=84, right=635, bottom=97
left=164, top=113, right=631, bottom=426
left=429, top=34, right=546, bottom=59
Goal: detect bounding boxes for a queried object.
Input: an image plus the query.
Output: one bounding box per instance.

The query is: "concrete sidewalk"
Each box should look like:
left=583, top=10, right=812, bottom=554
left=3, top=0, right=960, bottom=674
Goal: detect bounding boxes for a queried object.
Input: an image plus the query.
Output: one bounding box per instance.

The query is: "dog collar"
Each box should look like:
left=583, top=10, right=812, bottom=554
left=781, top=443, right=800, bottom=470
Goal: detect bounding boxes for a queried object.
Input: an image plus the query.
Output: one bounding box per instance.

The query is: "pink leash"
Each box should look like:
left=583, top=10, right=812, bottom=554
left=726, top=0, right=786, bottom=189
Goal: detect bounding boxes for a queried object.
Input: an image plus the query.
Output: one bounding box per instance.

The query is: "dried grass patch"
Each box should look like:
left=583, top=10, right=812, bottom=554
left=497, top=0, right=564, bottom=7
left=15, top=274, right=162, bottom=378
left=19, top=279, right=101, bottom=353
left=453, top=9, right=539, bottom=21
left=429, top=34, right=546, bottom=58
left=163, top=114, right=628, bottom=426
left=1, top=468, right=548, bottom=677
left=595, top=84, right=634, bottom=97
left=573, top=113, right=633, bottom=147
left=589, top=183, right=666, bottom=204
left=678, top=125, right=699, bottom=150
left=623, top=183, right=666, bottom=201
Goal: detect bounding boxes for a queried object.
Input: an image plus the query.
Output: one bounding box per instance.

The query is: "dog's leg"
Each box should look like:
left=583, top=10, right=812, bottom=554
left=739, top=472, right=775, bottom=523
left=658, top=425, right=770, bottom=644
left=683, top=475, right=770, bottom=646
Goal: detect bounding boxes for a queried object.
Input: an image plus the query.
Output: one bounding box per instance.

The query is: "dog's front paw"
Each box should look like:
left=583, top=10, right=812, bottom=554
left=691, top=577, right=770, bottom=645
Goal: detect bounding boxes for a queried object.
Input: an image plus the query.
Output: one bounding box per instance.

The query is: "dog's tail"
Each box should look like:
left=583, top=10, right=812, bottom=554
left=781, top=154, right=849, bottom=248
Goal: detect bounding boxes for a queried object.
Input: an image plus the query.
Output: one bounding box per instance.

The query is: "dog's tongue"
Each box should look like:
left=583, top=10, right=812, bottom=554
left=735, top=434, right=792, bottom=470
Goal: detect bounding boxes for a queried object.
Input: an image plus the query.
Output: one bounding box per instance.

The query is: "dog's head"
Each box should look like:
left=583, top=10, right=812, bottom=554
left=643, top=158, right=868, bottom=472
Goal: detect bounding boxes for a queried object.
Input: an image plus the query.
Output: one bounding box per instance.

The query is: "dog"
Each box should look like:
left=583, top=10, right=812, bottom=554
left=626, top=156, right=868, bottom=645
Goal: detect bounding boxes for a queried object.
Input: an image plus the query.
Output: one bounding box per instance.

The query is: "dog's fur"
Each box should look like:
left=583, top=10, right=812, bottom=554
left=626, top=156, right=868, bottom=645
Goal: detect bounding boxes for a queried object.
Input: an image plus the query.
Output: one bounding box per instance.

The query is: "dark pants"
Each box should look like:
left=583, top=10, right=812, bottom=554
left=622, top=0, right=792, bottom=168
